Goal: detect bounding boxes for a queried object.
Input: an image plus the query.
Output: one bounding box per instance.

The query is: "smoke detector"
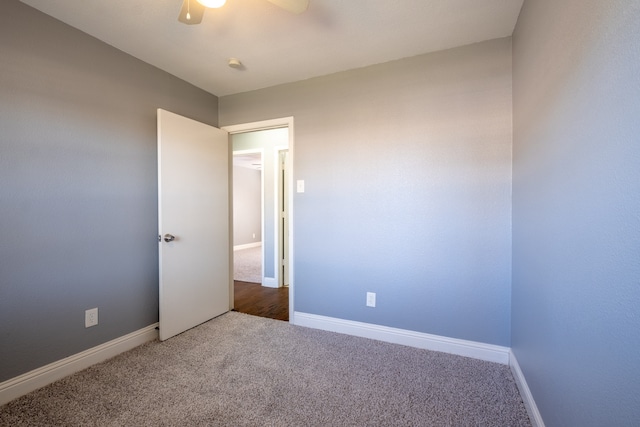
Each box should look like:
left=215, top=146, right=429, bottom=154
left=228, top=58, right=243, bottom=69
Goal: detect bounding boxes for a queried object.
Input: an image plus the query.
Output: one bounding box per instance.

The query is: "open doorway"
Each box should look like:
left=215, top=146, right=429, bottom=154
left=227, top=119, right=293, bottom=322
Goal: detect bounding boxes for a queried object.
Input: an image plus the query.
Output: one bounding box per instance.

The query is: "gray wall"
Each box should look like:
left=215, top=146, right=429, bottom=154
left=0, top=0, right=218, bottom=382
left=233, top=165, right=261, bottom=247
left=512, top=0, right=640, bottom=425
left=232, top=128, right=288, bottom=279
left=221, top=38, right=513, bottom=346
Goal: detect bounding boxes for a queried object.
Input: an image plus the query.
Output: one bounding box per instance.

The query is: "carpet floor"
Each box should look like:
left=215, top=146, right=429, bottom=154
left=234, top=246, right=261, bottom=284
left=0, top=312, right=531, bottom=426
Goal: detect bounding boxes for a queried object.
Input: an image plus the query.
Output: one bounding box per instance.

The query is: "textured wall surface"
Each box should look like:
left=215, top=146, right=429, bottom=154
left=221, top=38, right=513, bottom=346
left=512, top=0, right=640, bottom=425
left=232, top=165, right=262, bottom=247
left=0, top=0, right=218, bottom=381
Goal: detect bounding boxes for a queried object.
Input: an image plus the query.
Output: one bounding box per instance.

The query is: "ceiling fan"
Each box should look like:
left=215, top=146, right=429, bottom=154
left=178, top=0, right=310, bottom=25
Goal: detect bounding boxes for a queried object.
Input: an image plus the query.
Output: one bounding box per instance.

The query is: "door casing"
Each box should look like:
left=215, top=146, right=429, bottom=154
left=223, top=117, right=295, bottom=323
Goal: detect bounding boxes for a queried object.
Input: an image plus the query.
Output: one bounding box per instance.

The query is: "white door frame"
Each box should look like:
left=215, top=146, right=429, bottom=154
left=275, top=147, right=289, bottom=288
left=223, top=117, right=295, bottom=323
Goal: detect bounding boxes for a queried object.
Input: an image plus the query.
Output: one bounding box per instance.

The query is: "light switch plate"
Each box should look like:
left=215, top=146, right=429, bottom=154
left=297, top=180, right=305, bottom=193
left=366, top=292, right=376, bottom=307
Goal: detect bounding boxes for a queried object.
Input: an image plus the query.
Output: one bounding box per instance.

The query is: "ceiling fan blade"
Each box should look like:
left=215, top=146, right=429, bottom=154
left=178, top=0, right=205, bottom=24
left=266, top=0, right=309, bottom=14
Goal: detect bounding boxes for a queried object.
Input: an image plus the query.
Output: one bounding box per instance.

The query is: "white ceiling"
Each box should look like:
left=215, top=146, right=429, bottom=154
left=20, top=0, right=523, bottom=97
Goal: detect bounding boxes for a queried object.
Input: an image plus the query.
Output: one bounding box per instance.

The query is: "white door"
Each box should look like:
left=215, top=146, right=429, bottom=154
left=278, top=149, right=290, bottom=287
left=157, top=109, right=230, bottom=341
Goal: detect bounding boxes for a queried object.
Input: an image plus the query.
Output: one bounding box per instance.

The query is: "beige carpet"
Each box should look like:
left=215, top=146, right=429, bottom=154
left=0, top=312, right=531, bottom=426
left=234, top=245, right=261, bottom=283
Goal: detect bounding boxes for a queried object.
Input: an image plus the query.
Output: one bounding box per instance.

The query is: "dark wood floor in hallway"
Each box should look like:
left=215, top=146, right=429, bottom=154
left=233, top=280, right=289, bottom=321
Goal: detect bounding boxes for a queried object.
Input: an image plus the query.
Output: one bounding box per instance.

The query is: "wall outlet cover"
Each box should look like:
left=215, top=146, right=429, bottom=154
left=85, top=307, right=98, bottom=328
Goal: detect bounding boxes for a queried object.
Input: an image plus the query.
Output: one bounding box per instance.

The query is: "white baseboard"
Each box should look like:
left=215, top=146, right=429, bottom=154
left=262, top=277, right=278, bottom=288
left=293, top=312, right=510, bottom=364
left=233, top=242, right=261, bottom=251
left=0, top=323, right=159, bottom=406
left=509, top=350, right=545, bottom=427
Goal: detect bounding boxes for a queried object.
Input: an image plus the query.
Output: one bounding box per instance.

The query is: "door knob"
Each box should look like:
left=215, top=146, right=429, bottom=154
left=163, top=234, right=176, bottom=242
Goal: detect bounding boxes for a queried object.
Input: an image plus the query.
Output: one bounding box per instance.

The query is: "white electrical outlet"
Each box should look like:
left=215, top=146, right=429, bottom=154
left=85, top=307, right=98, bottom=328
left=366, top=292, right=376, bottom=307
left=252, top=233, right=256, bottom=239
